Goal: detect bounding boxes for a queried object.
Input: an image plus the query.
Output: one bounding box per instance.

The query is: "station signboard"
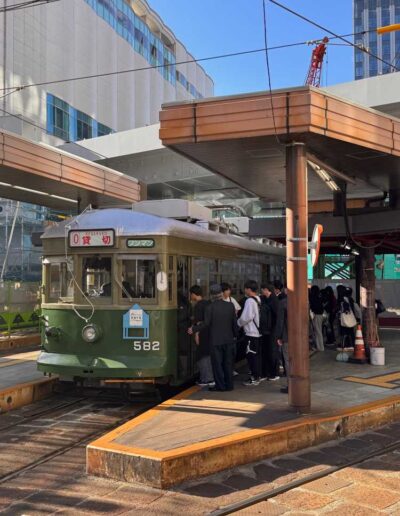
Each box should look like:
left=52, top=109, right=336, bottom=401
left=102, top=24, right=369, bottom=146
left=69, top=229, right=115, bottom=248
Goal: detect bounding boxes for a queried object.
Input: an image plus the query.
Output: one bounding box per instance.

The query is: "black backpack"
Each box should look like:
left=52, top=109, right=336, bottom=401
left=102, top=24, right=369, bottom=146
left=251, top=298, right=273, bottom=335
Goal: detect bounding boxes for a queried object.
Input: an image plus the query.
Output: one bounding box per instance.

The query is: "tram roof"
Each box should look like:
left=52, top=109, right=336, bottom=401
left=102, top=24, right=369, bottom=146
left=42, top=208, right=284, bottom=256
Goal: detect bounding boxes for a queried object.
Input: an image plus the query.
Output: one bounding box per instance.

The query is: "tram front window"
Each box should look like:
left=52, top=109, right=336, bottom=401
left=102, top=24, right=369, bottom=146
left=122, top=258, right=155, bottom=299
left=45, top=258, right=73, bottom=303
left=82, top=257, right=112, bottom=299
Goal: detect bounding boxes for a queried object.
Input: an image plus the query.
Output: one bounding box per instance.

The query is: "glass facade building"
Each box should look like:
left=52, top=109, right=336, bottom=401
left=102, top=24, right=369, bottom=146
left=354, top=0, right=400, bottom=79
left=84, top=0, right=203, bottom=100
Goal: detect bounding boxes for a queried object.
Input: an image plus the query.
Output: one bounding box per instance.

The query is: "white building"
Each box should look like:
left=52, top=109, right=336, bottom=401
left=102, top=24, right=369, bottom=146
left=0, top=0, right=214, bottom=145
left=0, top=0, right=214, bottom=281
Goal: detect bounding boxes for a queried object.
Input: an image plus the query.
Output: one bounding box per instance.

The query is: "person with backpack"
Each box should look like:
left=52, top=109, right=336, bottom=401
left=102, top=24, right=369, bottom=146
left=238, top=280, right=262, bottom=386
left=260, top=284, right=279, bottom=381
left=337, top=285, right=358, bottom=349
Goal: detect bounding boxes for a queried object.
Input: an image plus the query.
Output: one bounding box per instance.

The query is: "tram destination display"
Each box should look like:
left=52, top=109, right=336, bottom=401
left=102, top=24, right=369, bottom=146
left=69, top=229, right=115, bottom=247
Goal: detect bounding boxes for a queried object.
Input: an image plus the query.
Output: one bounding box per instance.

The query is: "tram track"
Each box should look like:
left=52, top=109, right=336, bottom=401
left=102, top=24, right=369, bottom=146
left=0, top=391, right=155, bottom=485
left=209, top=438, right=400, bottom=515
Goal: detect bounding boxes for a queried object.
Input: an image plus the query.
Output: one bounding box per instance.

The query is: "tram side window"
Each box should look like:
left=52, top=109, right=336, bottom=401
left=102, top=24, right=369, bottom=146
left=82, top=257, right=112, bottom=298
left=46, top=259, right=73, bottom=302
left=122, top=258, right=155, bottom=299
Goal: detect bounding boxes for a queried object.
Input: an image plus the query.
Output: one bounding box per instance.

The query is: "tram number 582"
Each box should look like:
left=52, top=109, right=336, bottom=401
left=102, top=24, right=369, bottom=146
left=133, top=341, right=160, bottom=351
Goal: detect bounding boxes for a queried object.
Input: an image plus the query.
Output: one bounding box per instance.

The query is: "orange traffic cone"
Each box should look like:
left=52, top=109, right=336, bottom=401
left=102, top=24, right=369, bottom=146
left=349, top=325, right=368, bottom=364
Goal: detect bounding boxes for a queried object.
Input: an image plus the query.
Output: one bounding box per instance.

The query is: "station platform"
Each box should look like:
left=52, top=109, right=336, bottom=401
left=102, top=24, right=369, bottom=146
left=87, top=329, right=400, bottom=488
left=0, top=349, right=56, bottom=413
left=0, top=329, right=40, bottom=353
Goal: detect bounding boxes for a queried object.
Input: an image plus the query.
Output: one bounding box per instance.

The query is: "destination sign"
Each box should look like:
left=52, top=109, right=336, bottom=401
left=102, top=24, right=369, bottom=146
left=127, top=239, right=155, bottom=248
left=69, top=229, right=115, bottom=247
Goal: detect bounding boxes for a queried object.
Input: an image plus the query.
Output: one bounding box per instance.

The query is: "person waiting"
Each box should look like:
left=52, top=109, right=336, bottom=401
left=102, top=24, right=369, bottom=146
left=260, top=284, right=280, bottom=381
left=309, top=285, right=325, bottom=351
left=189, top=284, right=237, bottom=392
left=238, top=280, right=262, bottom=386
left=188, top=285, right=214, bottom=387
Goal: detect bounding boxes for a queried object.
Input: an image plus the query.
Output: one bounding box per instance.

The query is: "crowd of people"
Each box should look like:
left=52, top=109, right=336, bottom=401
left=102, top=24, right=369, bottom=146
left=309, top=284, right=363, bottom=352
left=187, top=280, right=384, bottom=394
left=188, top=280, right=289, bottom=393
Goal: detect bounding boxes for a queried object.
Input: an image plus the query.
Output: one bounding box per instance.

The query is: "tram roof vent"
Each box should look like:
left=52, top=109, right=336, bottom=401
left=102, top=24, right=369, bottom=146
left=132, top=199, right=213, bottom=222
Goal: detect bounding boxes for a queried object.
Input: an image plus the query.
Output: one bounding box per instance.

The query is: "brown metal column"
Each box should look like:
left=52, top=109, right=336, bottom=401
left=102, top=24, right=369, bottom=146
left=286, top=142, right=310, bottom=412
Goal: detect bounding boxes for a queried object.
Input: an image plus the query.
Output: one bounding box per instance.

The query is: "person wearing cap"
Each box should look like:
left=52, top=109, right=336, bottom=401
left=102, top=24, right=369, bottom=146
left=189, top=284, right=238, bottom=391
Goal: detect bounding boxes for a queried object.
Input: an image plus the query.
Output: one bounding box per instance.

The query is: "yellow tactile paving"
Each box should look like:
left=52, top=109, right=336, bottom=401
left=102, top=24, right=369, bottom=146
left=342, top=371, right=400, bottom=389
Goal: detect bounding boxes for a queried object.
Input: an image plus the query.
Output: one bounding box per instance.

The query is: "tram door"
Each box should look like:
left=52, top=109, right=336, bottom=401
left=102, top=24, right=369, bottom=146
left=177, top=256, right=194, bottom=379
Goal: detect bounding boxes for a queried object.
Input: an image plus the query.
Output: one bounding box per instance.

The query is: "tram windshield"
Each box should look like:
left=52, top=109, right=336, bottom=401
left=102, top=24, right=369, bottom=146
left=82, top=256, right=112, bottom=299
left=44, top=257, right=74, bottom=302
left=120, top=256, right=156, bottom=299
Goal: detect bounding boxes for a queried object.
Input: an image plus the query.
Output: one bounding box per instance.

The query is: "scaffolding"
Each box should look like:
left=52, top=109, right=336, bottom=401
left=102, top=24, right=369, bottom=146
left=0, top=200, right=47, bottom=282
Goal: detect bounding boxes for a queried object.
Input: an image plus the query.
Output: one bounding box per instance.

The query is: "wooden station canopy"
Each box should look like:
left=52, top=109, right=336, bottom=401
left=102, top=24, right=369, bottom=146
left=0, top=128, right=141, bottom=210
left=159, top=85, right=400, bottom=205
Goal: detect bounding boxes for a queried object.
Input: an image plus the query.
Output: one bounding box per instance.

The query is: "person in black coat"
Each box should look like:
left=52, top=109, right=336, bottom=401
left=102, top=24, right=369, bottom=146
left=189, top=285, right=213, bottom=386
left=189, top=284, right=238, bottom=391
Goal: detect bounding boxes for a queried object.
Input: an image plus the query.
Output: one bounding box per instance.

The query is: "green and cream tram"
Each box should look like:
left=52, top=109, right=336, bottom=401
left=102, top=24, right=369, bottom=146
left=38, top=208, right=285, bottom=386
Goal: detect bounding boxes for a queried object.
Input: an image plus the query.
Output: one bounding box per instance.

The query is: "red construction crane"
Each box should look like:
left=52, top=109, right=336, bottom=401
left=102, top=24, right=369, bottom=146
left=305, top=37, right=329, bottom=88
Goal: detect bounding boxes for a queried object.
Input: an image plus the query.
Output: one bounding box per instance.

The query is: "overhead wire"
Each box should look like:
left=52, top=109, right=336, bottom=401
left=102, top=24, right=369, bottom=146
left=0, top=29, right=383, bottom=93
left=261, top=0, right=281, bottom=146
left=0, top=0, right=60, bottom=13
left=269, top=0, right=399, bottom=73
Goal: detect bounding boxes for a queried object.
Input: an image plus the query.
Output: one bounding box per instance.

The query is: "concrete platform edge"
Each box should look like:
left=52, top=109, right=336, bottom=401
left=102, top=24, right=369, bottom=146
left=0, top=376, right=58, bottom=414
left=87, top=392, right=400, bottom=488
left=0, top=333, right=41, bottom=353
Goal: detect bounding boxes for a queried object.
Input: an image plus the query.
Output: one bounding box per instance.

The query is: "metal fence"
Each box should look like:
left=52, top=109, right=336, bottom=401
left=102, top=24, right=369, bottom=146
left=0, top=281, right=40, bottom=333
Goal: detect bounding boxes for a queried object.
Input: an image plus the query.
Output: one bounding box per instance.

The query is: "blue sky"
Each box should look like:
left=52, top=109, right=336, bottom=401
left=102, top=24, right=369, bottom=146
left=148, top=0, right=354, bottom=96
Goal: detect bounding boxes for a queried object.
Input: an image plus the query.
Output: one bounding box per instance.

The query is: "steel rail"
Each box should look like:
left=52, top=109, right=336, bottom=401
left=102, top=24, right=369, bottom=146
left=209, top=437, right=400, bottom=515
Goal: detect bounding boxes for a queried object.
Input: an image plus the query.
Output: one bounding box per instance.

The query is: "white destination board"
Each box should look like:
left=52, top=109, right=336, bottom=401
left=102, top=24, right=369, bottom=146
left=129, top=309, right=143, bottom=327
left=69, top=230, right=114, bottom=247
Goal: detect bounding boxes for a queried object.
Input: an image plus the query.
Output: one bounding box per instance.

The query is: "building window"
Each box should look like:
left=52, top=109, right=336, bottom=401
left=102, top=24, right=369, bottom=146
left=76, top=111, right=93, bottom=140
left=82, top=0, right=204, bottom=97
left=47, top=94, right=69, bottom=141
left=97, top=123, right=113, bottom=137
left=47, top=93, right=113, bottom=142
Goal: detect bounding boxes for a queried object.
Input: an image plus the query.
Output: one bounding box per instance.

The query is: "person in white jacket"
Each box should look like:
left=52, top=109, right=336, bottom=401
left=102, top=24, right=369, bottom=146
left=238, top=280, right=262, bottom=386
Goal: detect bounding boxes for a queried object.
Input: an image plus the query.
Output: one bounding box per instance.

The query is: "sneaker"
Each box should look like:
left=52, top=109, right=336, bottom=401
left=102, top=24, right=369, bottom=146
left=268, top=376, right=280, bottom=381
left=233, top=370, right=239, bottom=376
left=243, top=378, right=260, bottom=386
left=207, top=382, right=215, bottom=387
left=196, top=381, right=209, bottom=387
left=259, top=377, right=268, bottom=382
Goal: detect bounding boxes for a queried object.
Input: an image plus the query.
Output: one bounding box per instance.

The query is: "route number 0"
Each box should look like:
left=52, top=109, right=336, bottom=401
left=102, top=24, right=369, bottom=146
left=133, top=341, right=160, bottom=351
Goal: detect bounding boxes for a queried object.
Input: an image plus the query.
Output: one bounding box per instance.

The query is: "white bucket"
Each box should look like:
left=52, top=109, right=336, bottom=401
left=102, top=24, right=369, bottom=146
left=370, top=347, right=385, bottom=366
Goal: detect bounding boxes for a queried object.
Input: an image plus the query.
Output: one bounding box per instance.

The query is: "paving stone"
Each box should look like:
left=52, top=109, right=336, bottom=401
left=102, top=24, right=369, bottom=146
left=338, top=484, right=400, bottom=509
left=253, top=464, right=290, bottom=483
left=0, top=501, right=57, bottom=515
left=233, top=500, right=287, bottom=515
left=296, top=450, right=335, bottom=464
left=183, top=482, right=236, bottom=498
left=25, top=490, right=84, bottom=509
left=322, top=502, right=384, bottom=516
left=76, top=497, right=129, bottom=514
left=102, top=484, right=163, bottom=506
left=274, top=488, right=334, bottom=510
left=340, top=438, right=376, bottom=450
left=322, top=444, right=366, bottom=459
left=270, top=458, right=314, bottom=472
left=222, top=474, right=261, bottom=490
left=303, top=476, right=352, bottom=494
left=357, top=432, right=397, bottom=446
left=60, top=477, right=120, bottom=497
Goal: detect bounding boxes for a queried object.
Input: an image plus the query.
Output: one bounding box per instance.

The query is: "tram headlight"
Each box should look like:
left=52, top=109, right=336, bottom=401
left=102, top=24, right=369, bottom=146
left=82, top=324, right=101, bottom=343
